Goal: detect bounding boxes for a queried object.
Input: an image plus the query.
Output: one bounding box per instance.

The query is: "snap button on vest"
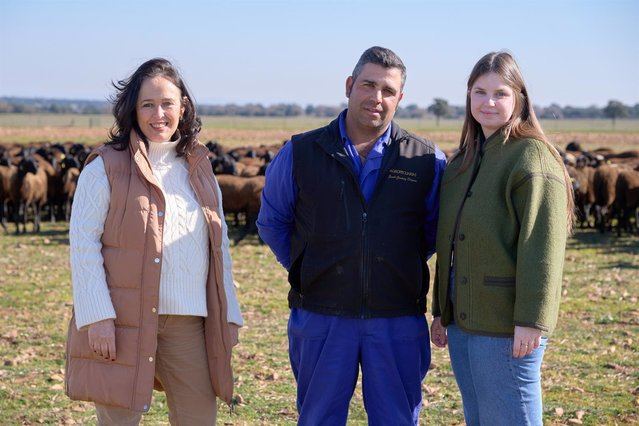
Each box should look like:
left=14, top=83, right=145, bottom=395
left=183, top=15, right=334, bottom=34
left=154, top=258, right=160, bottom=263
left=459, top=234, right=466, bottom=241
left=459, top=312, right=467, bottom=320
left=461, top=277, right=468, bottom=284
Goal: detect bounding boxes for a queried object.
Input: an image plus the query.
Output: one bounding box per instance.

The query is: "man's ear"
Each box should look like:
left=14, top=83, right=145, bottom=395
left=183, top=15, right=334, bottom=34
left=345, top=76, right=353, bottom=98
left=398, top=92, right=404, bottom=103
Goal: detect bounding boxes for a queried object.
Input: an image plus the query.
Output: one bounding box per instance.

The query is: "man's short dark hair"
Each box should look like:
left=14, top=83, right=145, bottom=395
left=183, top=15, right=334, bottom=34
left=352, top=46, right=406, bottom=89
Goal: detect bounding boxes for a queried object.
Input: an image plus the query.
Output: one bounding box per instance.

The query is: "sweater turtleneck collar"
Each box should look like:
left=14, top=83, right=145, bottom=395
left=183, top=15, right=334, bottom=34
left=147, top=139, right=180, bottom=166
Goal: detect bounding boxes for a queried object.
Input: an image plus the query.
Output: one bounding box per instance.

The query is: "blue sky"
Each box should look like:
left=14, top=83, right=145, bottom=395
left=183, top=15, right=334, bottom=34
left=1, top=0, right=637, bottom=107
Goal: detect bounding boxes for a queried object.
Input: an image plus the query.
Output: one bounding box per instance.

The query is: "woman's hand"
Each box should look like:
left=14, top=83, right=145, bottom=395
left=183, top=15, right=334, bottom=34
left=430, top=317, right=448, bottom=348
left=229, top=323, right=240, bottom=347
left=512, top=325, right=542, bottom=358
left=88, top=319, right=116, bottom=361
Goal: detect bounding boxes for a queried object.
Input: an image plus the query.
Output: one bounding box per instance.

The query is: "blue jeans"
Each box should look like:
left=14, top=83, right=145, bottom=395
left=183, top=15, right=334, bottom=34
left=288, top=308, right=431, bottom=426
left=447, top=324, right=547, bottom=426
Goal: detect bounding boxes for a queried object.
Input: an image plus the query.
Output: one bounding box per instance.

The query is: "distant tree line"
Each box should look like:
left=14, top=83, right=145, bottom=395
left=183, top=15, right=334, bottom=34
left=1, top=97, right=637, bottom=121
left=0, top=97, right=110, bottom=114
left=198, top=103, right=304, bottom=117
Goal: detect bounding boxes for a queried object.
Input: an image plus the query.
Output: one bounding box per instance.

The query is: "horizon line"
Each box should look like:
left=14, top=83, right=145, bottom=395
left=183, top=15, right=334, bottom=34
left=2, top=95, right=637, bottom=110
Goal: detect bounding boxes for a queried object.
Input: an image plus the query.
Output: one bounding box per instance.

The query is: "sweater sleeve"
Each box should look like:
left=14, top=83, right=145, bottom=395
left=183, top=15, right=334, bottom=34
left=214, top=175, right=244, bottom=326
left=69, top=157, right=117, bottom=330
left=511, top=145, right=568, bottom=332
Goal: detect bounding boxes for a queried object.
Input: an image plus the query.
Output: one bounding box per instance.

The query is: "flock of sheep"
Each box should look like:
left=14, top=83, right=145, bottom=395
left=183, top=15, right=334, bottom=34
left=0, top=140, right=277, bottom=239
left=562, top=142, right=639, bottom=235
left=0, top=142, right=89, bottom=233
left=207, top=141, right=278, bottom=242
left=1, top=139, right=638, bottom=238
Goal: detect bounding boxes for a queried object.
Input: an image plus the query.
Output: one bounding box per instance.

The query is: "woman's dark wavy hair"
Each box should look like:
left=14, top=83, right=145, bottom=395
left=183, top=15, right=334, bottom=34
left=107, top=58, right=201, bottom=157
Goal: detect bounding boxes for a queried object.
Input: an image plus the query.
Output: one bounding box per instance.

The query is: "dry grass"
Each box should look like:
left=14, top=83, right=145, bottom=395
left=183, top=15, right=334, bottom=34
left=0, top=225, right=637, bottom=425
left=1, top=115, right=639, bottom=152
left=0, top=118, right=638, bottom=424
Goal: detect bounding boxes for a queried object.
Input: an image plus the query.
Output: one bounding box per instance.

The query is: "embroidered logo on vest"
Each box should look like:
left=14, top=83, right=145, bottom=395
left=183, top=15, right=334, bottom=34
left=388, top=168, right=418, bottom=183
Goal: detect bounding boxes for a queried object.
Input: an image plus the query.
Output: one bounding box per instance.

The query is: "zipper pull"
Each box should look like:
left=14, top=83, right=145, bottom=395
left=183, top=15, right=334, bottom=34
left=362, top=212, right=367, bottom=236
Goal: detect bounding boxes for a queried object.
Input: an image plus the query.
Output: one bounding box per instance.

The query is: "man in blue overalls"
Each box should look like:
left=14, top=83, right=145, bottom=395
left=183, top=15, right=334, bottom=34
left=257, top=46, right=446, bottom=425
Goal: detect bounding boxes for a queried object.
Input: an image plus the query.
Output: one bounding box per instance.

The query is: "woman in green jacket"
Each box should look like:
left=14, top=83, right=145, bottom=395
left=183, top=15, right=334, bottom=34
left=430, top=51, right=574, bottom=425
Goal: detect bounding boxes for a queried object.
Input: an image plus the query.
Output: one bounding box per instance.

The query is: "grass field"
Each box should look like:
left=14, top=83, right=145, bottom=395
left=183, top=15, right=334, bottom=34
left=1, top=114, right=639, bottom=151
left=0, top=223, right=637, bottom=425
left=0, top=117, right=638, bottom=424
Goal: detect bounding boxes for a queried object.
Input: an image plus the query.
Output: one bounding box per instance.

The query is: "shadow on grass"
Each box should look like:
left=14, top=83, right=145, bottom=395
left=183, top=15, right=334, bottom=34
left=4, top=220, right=261, bottom=248
left=37, top=228, right=69, bottom=237
left=605, top=260, right=639, bottom=269
left=226, top=221, right=263, bottom=246
left=569, top=229, right=639, bottom=264
left=7, top=227, right=70, bottom=246
left=7, top=223, right=637, bottom=263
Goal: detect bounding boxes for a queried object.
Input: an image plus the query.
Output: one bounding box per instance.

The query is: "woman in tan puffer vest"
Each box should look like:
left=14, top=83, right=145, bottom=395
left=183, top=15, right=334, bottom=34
left=65, top=58, right=243, bottom=425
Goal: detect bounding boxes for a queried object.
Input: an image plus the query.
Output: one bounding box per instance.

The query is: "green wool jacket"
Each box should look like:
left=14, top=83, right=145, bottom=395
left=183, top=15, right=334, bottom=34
left=433, top=132, right=568, bottom=336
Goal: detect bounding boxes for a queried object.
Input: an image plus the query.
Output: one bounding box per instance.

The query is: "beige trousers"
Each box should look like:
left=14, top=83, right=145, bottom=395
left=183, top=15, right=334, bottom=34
left=95, top=315, right=217, bottom=426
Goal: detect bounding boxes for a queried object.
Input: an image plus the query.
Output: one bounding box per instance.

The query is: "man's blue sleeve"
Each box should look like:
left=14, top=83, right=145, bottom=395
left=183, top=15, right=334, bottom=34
left=257, top=141, right=297, bottom=270
left=424, top=147, right=447, bottom=259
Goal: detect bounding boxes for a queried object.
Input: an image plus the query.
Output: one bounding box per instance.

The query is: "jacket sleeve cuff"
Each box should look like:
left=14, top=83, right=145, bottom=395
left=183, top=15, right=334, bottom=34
left=431, top=261, right=441, bottom=317
left=513, top=320, right=549, bottom=332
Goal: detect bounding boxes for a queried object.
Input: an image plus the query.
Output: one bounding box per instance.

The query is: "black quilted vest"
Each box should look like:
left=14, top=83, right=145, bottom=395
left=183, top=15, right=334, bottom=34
left=289, top=117, right=438, bottom=318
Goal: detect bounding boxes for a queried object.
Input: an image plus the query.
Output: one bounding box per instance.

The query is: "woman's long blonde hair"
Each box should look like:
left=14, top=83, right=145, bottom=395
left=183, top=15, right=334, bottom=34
left=457, top=51, right=575, bottom=234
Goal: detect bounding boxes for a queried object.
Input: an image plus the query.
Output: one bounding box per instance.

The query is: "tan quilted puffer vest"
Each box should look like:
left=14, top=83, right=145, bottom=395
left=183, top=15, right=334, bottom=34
left=65, top=132, right=233, bottom=411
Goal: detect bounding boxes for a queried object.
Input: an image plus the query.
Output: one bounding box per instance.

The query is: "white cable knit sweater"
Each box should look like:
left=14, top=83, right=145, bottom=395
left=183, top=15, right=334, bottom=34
left=69, top=140, right=243, bottom=329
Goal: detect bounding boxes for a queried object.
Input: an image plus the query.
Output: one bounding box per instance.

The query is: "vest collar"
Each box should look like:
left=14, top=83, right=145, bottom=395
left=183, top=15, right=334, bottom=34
left=129, top=131, right=162, bottom=189
left=128, top=130, right=209, bottom=176
left=185, top=143, right=210, bottom=173
left=483, top=129, right=507, bottom=151
left=315, top=116, right=407, bottom=172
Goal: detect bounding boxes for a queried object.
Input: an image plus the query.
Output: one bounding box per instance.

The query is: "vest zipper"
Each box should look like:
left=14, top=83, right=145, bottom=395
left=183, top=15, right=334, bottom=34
left=358, top=136, right=404, bottom=318
left=360, top=211, right=369, bottom=318
left=332, top=139, right=400, bottom=318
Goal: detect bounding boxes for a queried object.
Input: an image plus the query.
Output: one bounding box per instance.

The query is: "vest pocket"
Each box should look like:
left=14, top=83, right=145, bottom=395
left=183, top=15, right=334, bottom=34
left=483, top=276, right=516, bottom=287
left=340, top=180, right=351, bottom=232
left=298, top=241, right=356, bottom=309
left=310, top=179, right=353, bottom=238
left=369, top=246, right=423, bottom=310
left=288, top=244, right=306, bottom=295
